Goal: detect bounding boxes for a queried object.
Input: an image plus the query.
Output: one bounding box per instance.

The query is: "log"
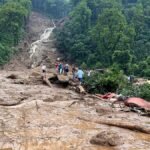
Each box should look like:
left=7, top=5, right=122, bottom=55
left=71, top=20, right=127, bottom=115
left=43, top=77, right=52, bottom=87
left=78, top=117, right=150, bottom=134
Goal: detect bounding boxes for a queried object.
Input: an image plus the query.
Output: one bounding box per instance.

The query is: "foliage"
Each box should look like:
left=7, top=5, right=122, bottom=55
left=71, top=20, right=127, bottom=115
left=0, top=43, right=12, bottom=65
left=84, top=68, right=127, bottom=94
left=32, top=0, right=70, bottom=18
left=120, top=83, right=150, bottom=101
left=56, top=0, right=150, bottom=78
left=0, top=0, right=31, bottom=65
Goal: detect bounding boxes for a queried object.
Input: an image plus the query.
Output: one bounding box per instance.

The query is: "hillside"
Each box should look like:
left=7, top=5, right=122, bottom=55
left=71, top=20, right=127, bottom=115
left=0, top=12, right=149, bottom=150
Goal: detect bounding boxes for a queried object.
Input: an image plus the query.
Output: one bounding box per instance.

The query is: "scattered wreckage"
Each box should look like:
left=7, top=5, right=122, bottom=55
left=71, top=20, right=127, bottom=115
left=112, top=96, right=150, bottom=116
left=95, top=93, right=150, bottom=116
left=7, top=71, right=150, bottom=116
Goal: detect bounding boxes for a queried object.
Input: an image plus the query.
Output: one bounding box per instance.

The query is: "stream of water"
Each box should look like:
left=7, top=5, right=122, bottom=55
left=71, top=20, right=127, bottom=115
left=29, top=20, right=56, bottom=67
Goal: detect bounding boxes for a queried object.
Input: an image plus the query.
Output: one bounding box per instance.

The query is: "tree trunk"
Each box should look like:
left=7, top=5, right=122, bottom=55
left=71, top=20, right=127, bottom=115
left=78, top=117, right=150, bottom=134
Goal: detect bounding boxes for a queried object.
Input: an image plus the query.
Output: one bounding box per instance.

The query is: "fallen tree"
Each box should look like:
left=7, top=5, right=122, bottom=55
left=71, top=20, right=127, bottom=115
left=43, top=77, right=52, bottom=87
left=78, top=117, right=150, bottom=134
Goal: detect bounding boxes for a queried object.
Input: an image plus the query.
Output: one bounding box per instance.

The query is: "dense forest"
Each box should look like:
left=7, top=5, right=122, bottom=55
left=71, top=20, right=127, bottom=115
left=32, top=0, right=70, bottom=18
left=0, top=0, right=69, bottom=64
left=56, top=0, right=150, bottom=78
left=0, top=0, right=31, bottom=65
left=1, top=0, right=149, bottom=77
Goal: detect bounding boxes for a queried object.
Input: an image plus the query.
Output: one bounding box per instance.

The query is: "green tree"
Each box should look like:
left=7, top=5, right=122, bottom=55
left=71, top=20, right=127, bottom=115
left=32, top=0, right=70, bottom=18
left=112, top=50, right=132, bottom=72
left=93, top=8, right=135, bottom=65
left=56, top=0, right=150, bottom=78
left=0, top=0, right=31, bottom=65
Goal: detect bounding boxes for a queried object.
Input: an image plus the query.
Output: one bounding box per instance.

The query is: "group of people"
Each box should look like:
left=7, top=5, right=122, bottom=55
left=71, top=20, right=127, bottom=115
left=55, top=62, right=69, bottom=75
left=41, top=61, right=85, bottom=85
left=55, top=61, right=85, bottom=84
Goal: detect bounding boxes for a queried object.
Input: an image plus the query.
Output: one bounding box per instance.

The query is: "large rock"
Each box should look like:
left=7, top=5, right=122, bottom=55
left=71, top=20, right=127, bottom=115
left=76, top=85, right=86, bottom=94
left=57, top=74, right=69, bottom=83
left=90, top=131, right=123, bottom=146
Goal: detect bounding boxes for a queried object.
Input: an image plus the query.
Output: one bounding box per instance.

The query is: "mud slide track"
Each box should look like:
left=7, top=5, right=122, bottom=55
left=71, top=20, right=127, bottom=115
left=0, top=12, right=149, bottom=150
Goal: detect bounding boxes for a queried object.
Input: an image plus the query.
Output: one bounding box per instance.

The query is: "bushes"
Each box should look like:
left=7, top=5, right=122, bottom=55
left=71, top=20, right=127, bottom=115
left=56, top=0, right=150, bottom=78
left=0, top=44, right=12, bottom=65
left=120, top=83, right=150, bottom=101
left=84, top=68, right=150, bottom=102
left=84, top=68, right=127, bottom=94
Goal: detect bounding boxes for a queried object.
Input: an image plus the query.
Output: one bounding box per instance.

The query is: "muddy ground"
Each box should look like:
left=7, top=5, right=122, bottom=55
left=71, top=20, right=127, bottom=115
left=0, top=12, right=149, bottom=150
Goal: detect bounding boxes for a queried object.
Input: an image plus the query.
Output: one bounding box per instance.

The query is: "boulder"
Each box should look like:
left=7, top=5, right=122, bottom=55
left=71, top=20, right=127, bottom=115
left=90, top=131, right=123, bottom=146
left=57, top=75, right=69, bottom=83
left=76, top=85, right=86, bottom=94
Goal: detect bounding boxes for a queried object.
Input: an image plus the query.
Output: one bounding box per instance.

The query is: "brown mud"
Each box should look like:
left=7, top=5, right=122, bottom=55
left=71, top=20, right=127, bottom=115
left=0, top=12, right=149, bottom=150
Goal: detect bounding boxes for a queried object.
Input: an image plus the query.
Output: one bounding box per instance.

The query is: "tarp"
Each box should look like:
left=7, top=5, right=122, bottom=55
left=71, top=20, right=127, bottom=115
left=96, top=93, right=117, bottom=99
left=125, top=97, right=150, bottom=110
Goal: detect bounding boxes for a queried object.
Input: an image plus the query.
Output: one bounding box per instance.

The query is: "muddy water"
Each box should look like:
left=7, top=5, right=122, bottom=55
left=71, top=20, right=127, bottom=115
left=0, top=97, right=149, bottom=150
left=0, top=98, right=113, bottom=150
left=29, top=19, right=56, bottom=68
left=0, top=70, right=149, bottom=150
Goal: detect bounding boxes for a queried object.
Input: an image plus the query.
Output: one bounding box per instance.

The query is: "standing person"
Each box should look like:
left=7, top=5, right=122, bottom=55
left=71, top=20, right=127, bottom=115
left=64, top=64, right=69, bottom=75
left=77, top=67, right=84, bottom=84
left=58, top=62, right=63, bottom=74
left=88, top=70, right=92, bottom=77
left=62, top=63, right=64, bottom=74
left=41, top=64, right=47, bottom=79
left=55, top=61, right=59, bottom=73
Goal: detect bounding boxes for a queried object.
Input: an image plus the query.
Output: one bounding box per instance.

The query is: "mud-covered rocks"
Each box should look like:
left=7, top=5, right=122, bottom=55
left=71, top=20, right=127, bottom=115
left=95, top=106, right=114, bottom=115
left=90, top=131, right=123, bottom=146
left=57, top=74, right=69, bottom=83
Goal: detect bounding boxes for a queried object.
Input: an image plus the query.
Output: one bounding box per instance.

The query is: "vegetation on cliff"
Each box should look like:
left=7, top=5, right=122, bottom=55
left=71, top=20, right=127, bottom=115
left=0, top=0, right=31, bottom=65
left=56, top=0, right=150, bottom=78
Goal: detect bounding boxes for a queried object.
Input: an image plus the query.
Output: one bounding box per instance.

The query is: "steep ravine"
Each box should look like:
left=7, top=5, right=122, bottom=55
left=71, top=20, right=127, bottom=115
left=0, top=12, right=149, bottom=150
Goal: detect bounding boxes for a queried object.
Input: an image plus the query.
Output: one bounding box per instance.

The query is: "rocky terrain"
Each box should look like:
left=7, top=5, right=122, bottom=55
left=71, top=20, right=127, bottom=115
left=0, top=12, right=149, bottom=150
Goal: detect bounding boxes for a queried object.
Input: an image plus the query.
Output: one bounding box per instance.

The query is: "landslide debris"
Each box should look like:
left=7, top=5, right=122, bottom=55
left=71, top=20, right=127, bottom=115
left=0, top=12, right=149, bottom=150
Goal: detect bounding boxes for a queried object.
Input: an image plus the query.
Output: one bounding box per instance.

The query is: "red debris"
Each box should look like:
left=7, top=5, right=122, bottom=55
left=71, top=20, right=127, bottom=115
left=125, top=97, right=150, bottom=110
left=96, top=93, right=117, bottom=99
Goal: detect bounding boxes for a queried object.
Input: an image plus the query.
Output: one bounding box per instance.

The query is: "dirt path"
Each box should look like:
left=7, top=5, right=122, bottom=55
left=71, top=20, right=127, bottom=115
left=0, top=12, right=149, bottom=150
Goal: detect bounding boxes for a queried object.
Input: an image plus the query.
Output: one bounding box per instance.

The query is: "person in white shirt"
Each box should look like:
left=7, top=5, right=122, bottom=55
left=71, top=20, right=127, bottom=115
left=88, top=70, right=92, bottom=77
